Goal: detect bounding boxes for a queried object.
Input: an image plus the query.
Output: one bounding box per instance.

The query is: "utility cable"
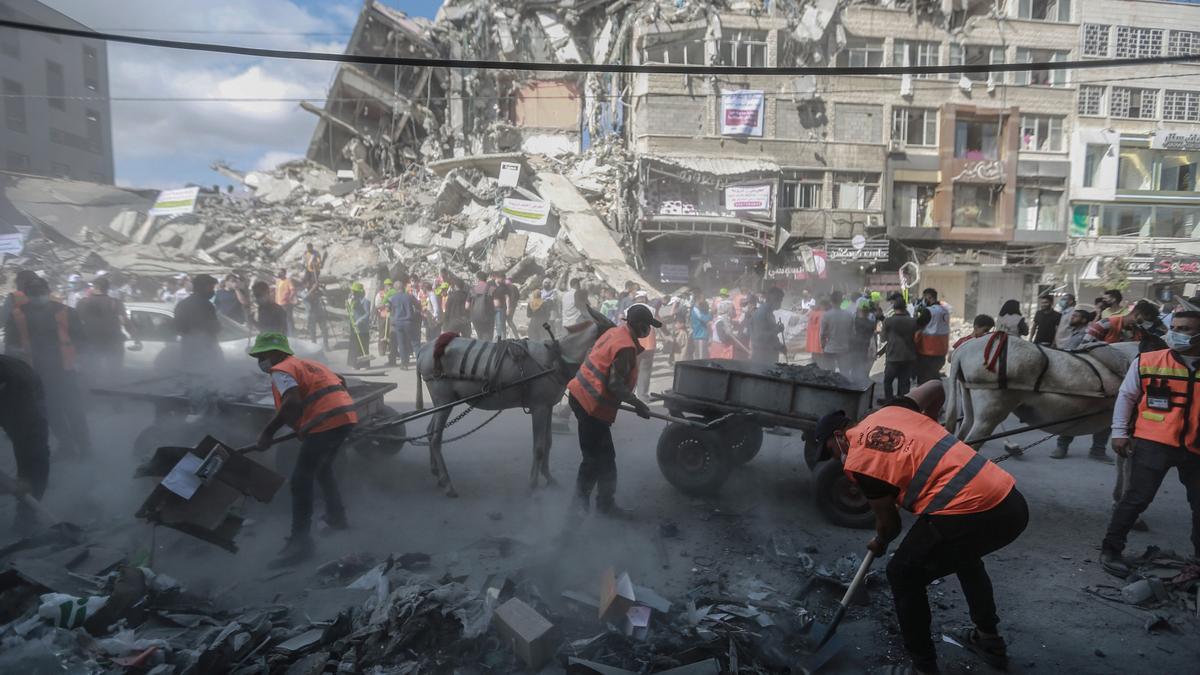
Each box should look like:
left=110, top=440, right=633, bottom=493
left=3, top=17, right=1200, bottom=76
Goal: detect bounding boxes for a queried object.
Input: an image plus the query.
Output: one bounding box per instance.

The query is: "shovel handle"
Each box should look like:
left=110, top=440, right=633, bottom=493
left=616, top=405, right=733, bottom=429
left=234, top=431, right=298, bottom=454
left=839, top=549, right=876, bottom=607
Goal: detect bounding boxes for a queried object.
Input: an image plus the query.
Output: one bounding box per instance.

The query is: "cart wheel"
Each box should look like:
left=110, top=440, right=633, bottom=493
left=350, top=406, right=406, bottom=458
left=812, top=459, right=874, bottom=529
left=656, top=423, right=730, bottom=496
left=720, top=420, right=763, bottom=465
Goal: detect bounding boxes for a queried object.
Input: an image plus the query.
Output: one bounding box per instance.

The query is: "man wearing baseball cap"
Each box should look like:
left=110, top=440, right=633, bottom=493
left=249, top=332, right=358, bottom=567
left=565, top=302, right=660, bottom=518
left=807, top=382, right=1026, bottom=675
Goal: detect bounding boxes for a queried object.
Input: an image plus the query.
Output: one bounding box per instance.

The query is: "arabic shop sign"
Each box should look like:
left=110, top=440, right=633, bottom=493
left=1150, top=131, right=1200, bottom=152
left=825, top=237, right=889, bottom=262
left=1154, top=253, right=1200, bottom=278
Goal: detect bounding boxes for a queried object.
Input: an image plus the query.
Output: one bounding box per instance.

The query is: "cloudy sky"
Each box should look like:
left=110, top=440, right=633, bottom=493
left=41, top=0, right=443, bottom=188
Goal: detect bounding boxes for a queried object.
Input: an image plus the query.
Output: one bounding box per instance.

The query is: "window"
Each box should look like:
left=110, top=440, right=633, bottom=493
left=892, top=107, right=937, bottom=146
left=832, top=173, right=880, bottom=210
left=1164, top=90, right=1200, bottom=122
left=1100, top=204, right=1152, bottom=236
left=1017, top=188, right=1063, bottom=230
left=6, top=151, right=30, bottom=171
left=1014, top=49, right=1068, bottom=86
left=83, top=45, right=100, bottom=91
left=1118, top=147, right=1155, bottom=190
left=1083, top=144, right=1108, bottom=188
left=893, top=183, right=937, bottom=228
left=50, top=162, right=71, bottom=178
left=954, top=119, right=999, bottom=160
left=1082, top=24, right=1110, bottom=57
left=3, top=78, right=24, bottom=132
left=1168, top=30, right=1200, bottom=57
left=85, top=109, right=103, bottom=153
left=46, top=60, right=64, bottom=111
left=0, top=26, right=17, bottom=58
left=1078, top=85, right=1104, bottom=116
left=949, top=44, right=1005, bottom=82
left=953, top=185, right=1001, bottom=228
left=893, top=40, right=940, bottom=78
left=1110, top=87, right=1157, bottom=119
left=1018, top=0, right=1070, bottom=22
left=833, top=103, right=883, bottom=143
left=837, top=37, right=883, bottom=68
left=1114, top=26, right=1164, bottom=59
left=719, top=31, right=768, bottom=68
left=1019, top=115, right=1064, bottom=152
left=781, top=172, right=823, bottom=209
left=1155, top=206, right=1200, bottom=238
left=1161, top=152, right=1200, bottom=192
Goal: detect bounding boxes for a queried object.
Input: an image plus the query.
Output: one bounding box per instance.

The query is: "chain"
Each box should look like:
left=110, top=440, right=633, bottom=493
left=353, top=399, right=504, bottom=446
left=990, top=433, right=1056, bottom=464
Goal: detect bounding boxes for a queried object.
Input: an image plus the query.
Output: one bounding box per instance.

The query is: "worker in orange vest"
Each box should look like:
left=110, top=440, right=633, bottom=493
left=1101, top=310, right=1200, bottom=578
left=566, top=303, right=656, bottom=519
left=809, top=382, right=1027, bottom=674
left=251, top=332, right=359, bottom=567
left=4, top=276, right=90, bottom=458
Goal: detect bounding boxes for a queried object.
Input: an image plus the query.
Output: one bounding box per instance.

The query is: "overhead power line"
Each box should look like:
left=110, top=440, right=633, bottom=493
left=3, top=17, right=1200, bottom=76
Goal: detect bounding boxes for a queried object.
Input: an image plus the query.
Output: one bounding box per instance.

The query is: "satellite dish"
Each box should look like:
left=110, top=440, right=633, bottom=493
left=851, top=234, right=866, bottom=250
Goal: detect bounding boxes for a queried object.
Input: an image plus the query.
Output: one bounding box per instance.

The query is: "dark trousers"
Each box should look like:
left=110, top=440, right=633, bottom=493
left=569, top=394, right=617, bottom=505
left=884, top=360, right=914, bottom=400
left=1103, top=438, right=1200, bottom=557
left=347, top=323, right=369, bottom=366
left=916, top=354, right=946, bottom=384
left=291, top=424, right=353, bottom=536
left=472, top=320, right=494, bottom=344
left=41, top=370, right=90, bottom=456
left=1056, top=427, right=1111, bottom=453
left=1, top=402, right=51, bottom=525
left=391, top=322, right=418, bottom=366
left=887, top=489, right=1029, bottom=672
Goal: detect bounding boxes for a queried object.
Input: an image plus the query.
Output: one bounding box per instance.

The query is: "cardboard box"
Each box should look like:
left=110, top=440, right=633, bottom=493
left=598, top=568, right=636, bottom=622
left=493, top=598, right=556, bottom=670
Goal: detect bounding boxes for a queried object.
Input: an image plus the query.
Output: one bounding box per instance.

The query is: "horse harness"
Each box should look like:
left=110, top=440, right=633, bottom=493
left=432, top=337, right=567, bottom=406
left=982, top=332, right=1107, bottom=396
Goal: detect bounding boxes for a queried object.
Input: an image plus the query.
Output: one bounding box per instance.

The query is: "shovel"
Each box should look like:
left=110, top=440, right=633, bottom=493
left=0, top=468, right=72, bottom=530
left=616, top=405, right=737, bottom=430
left=800, top=549, right=876, bottom=674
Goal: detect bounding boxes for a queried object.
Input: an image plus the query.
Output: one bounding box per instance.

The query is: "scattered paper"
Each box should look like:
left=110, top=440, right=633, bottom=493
left=161, top=454, right=204, bottom=499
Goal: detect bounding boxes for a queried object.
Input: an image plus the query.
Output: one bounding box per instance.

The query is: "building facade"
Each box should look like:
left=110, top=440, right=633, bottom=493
left=0, top=0, right=114, bottom=184
left=1066, top=0, right=1200, bottom=302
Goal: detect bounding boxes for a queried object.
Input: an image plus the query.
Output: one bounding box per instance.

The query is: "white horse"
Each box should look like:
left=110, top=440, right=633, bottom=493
left=945, top=334, right=1138, bottom=444
left=414, top=306, right=613, bottom=497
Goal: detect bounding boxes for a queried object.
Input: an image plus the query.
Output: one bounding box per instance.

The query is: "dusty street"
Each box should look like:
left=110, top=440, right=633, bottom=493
left=2, top=350, right=1196, bottom=674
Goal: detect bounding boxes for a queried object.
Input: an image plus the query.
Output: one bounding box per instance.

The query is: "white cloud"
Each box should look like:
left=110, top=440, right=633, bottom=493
left=42, top=0, right=357, bottom=186
left=255, top=150, right=304, bottom=171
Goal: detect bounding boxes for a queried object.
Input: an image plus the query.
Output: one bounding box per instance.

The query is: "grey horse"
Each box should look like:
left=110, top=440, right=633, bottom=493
left=414, top=305, right=614, bottom=497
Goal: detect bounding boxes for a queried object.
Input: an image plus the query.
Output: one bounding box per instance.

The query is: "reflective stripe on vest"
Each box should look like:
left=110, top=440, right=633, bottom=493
left=843, top=406, right=1015, bottom=516
left=271, top=356, right=358, bottom=436
left=567, top=326, right=638, bottom=424
left=11, top=304, right=75, bottom=370
left=1134, top=349, right=1200, bottom=454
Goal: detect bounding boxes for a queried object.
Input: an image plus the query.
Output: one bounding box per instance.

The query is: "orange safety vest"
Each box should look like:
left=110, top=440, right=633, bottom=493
left=11, top=303, right=76, bottom=370
left=842, top=406, right=1015, bottom=516
left=270, top=356, right=358, bottom=436
left=806, top=310, right=824, bottom=354
left=567, top=325, right=640, bottom=424
left=1103, top=314, right=1125, bottom=344
left=1133, top=349, right=1200, bottom=454
left=638, top=325, right=657, bottom=353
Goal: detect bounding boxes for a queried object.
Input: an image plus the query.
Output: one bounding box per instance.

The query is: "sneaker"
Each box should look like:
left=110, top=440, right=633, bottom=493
left=269, top=534, right=315, bottom=569
left=1100, top=549, right=1131, bottom=578
left=1049, top=445, right=1068, bottom=459
left=945, top=626, right=1007, bottom=671
left=1089, top=450, right=1115, bottom=465
left=596, top=501, right=635, bottom=521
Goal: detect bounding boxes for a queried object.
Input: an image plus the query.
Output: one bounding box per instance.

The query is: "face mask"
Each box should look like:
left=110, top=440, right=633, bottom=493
left=1165, top=330, right=1197, bottom=351
left=257, top=358, right=273, bottom=373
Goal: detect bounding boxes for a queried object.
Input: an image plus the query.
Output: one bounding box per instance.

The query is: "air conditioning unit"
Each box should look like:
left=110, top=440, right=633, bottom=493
left=867, top=214, right=882, bottom=228
left=888, top=140, right=906, bottom=154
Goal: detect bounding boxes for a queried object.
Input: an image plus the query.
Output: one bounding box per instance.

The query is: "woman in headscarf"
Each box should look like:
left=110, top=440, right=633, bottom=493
left=710, top=300, right=749, bottom=360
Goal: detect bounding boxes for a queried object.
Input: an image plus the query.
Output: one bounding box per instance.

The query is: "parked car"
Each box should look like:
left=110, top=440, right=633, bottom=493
left=123, top=302, right=325, bottom=373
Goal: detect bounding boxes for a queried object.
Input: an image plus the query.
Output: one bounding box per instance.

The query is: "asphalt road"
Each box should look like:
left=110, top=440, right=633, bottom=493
left=2, top=350, right=1197, bottom=674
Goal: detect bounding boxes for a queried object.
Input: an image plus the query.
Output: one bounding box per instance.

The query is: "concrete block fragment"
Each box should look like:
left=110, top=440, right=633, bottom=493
left=492, top=598, right=556, bottom=670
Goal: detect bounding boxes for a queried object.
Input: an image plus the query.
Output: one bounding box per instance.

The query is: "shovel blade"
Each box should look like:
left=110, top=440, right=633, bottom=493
left=799, top=623, right=845, bottom=674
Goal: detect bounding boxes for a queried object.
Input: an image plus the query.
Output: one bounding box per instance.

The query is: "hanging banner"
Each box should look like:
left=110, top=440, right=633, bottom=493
left=0, top=232, right=24, bottom=256
left=498, top=161, right=521, bottom=187
left=720, top=90, right=764, bottom=137
left=725, top=184, right=772, bottom=211
left=826, top=238, right=889, bottom=262
left=149, top=187, right=200, bottom=216
left=501, top=197, right=550, bottom=226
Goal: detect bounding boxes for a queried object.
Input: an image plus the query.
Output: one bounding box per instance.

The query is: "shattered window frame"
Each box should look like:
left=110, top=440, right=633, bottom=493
left=1082, top=24, right=1110, bottom=58
left=949, top=44, right=1006, bottom=83
left=893, top=182, right=937, bottom=228
left=1164, top=90, right=1200, bottom=122
left=1077, top=84, right=1105, bottom=116
left=893, top=40, right=941, bottom=79
left=719, top=30, right=769, bottom=68
left=837, top=36, right=884, bottom=68
left=1110, top=87, right=1158, bottom=120
left=1168, top=29, right=1200, bottom=58
left=892, top=107, right=937, bottom=147
left=1013, top=48, right=1068, bottom=87
left=832, top=172, right=881, bottom=211
left=952, top=184, right=1002, bottom=228
left=1018, top=0, right=1071, bottom=23
left=781, top=172, right=823, bottom=210
left=1019, top=114, right=1064, bottom=153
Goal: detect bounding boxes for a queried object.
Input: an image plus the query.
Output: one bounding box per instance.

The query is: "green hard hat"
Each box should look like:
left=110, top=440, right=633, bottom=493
left=351, top=281, right=365, bottom=293
left=249, top=331, right=293, bottom=357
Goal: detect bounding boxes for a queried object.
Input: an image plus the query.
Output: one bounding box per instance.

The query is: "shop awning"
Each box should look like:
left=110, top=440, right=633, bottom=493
left=649, top=155, right=780, bottom=176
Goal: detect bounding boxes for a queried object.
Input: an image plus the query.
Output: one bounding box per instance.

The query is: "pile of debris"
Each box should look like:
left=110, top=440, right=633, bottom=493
left=1084, top=546, right=1200, bottom=635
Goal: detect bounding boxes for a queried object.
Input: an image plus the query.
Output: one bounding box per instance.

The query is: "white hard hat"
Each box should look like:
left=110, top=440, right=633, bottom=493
left=68, top=273, right=82, bottom=282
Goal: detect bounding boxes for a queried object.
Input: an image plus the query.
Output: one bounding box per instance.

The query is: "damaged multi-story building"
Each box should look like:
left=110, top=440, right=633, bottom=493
left=303, top=0, right=1200, bottom=315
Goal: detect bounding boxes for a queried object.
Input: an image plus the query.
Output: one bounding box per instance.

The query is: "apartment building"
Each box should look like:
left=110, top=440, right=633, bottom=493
left=627, top=0, right=1080, bottom=314
left=0, top=0, right=114, bottom=184
left=1066, top=0, right=1200, bottom=302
